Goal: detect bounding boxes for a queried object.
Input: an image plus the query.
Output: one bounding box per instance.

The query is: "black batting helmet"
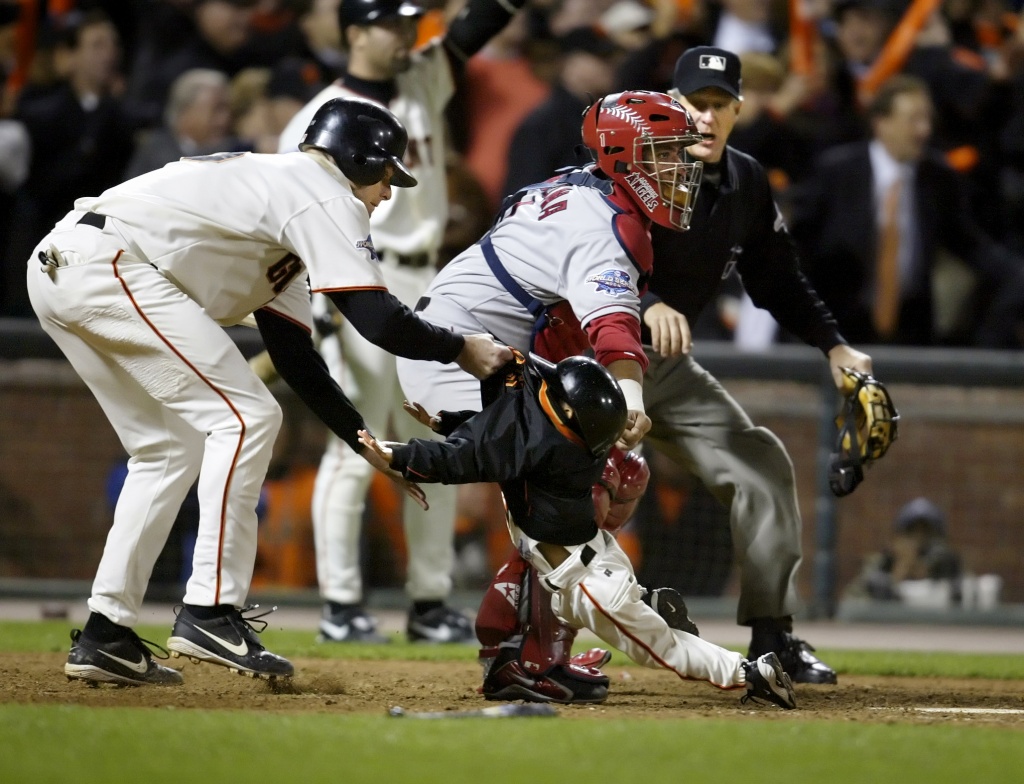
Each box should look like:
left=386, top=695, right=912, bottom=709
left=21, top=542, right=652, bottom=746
left=339, top=0, right=425, bottom=29
left=528, top=354, right=628, bottom=457
left=299, top=97, right=417, bottom=188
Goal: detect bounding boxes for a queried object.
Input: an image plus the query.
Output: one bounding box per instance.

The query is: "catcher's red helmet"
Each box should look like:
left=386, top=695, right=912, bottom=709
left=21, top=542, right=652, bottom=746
left=581, top=91, right=704, bottom=231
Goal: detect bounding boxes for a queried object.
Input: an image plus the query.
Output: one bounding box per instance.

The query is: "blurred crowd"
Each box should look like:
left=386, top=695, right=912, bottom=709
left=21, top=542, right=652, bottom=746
left=2, top=0, right=1024, bottom=345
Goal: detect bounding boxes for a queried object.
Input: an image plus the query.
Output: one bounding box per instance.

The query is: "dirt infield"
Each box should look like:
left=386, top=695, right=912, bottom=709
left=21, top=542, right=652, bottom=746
left=3, top=653, right=1024, bottom=726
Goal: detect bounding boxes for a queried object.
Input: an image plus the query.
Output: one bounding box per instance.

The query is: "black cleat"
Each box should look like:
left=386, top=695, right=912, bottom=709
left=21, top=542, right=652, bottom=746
left=65, top=628, right=183, bottom=687
left=750, top=631, right=838, bottom=685
left=407, top=605, right=475, bottom=644
left=167, top=605, right=293, bottom=679
left=741, top=652, right=797, bottom=710
left=317, top=605, right=390, bottom=644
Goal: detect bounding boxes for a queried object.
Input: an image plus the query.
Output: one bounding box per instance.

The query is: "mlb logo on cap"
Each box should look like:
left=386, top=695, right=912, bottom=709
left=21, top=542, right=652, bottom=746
left=673, top=46, right=742, bottom=100
left=699, top=54, right=727, bottom=72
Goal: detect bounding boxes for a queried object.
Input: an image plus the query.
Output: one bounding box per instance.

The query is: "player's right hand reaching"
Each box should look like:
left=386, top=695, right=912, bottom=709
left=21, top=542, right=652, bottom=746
left=456, top=334, right=513, bottom=379
left=357, top=429, right=429, bottom=511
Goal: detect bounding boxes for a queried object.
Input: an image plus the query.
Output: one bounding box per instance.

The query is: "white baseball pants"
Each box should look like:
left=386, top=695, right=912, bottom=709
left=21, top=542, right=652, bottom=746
left=26, top=215, right=281, bottom=626
left=509, top=521, right=747, bottom=689
left=312, top=257, right=458, bottom=604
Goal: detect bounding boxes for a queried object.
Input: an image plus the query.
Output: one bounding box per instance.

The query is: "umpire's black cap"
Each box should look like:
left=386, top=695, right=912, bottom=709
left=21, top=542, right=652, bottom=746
left=673, top=46, right=742, bottom=100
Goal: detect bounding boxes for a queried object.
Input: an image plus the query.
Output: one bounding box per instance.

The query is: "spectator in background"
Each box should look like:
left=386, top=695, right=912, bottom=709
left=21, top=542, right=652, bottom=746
left=1, top=0, right=19, bottom=111
left=231, top=57, right=324, bottom=154
left=503, top=26, right=621, bottom=195
left=711, top=0, right=780, bottom=55
left=808, top=0, right=895, bottom=153
left=2, top=8, right=135, bottom=317
left=229, top=66, right=275, bottom=151
left=123, top=68, right=242, bottom=179
left=729, top=51, right=818, bottom=186
left=297, top=0, right=346, bottom=79
left=126, top=0, right=258, bottom=128
left=844, top=497, right=963, bottom=603
left=462, top=11, right=550, bottom=212
left=598, top=0, right=656, bottom=52
left=790, top=74, right=1024, bottom=346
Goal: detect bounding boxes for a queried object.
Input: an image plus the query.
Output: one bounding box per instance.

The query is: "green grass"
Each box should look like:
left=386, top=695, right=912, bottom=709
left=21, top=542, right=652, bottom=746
left=1, top=705, right=1022, bottom=784
left=3, top=620, right=1023, bottom=784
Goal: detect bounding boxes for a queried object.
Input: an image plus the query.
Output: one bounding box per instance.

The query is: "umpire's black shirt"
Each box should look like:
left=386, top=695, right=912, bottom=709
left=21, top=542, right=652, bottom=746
left=645, top=145, right=844, bottom=354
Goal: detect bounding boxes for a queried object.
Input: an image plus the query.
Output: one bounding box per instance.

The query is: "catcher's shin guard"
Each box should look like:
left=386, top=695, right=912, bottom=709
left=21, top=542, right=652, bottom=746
left=477, top=553, right=610, bottom=703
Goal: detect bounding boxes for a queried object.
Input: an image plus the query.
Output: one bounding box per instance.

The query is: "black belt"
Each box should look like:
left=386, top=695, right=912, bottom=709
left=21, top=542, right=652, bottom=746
left=77, top=212, right=107, bottom=229
left=396, top=252, right=431, bottom=269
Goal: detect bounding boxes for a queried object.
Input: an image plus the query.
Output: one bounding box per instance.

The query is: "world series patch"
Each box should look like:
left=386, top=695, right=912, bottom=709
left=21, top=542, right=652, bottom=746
left=587, top=269, right=635, bottom=296
left=356, top=235, right=379, bottom=262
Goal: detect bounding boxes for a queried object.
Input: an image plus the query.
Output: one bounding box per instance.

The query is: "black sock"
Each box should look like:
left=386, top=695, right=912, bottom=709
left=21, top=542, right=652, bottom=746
left=82, top=612, right=132, bottom=643
left=413, top=600, right=443, bottom=616
left=184, top=603, right=234, bottom=621
left=326, top=601, right=360, bottom=616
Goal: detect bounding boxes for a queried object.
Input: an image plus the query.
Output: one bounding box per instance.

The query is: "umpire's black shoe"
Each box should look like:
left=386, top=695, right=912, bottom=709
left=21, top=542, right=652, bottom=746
left=65, top=628, right=183, bottom=687
left=317, top=604, right=390, bottom=644
left=407, top=605, right=475, bottom=644
left=642, top=587, right=700, bottom=636
left=749, top=630, right=838, bottom=685
left=167, top=605, right=293, bottom=679
left=741, top=653, right=797, bottom=710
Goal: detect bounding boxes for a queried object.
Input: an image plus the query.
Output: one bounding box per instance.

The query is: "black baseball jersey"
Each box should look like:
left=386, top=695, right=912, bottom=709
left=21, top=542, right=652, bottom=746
left=389, top=372, right=604, bottom=546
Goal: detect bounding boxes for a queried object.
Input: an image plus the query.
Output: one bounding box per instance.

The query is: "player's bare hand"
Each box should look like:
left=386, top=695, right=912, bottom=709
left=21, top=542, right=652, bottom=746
left=456, top=334, right=514, bottom=380
left=616, top=410, right=652, bottom=451
left=827, top=344, right=873, bottom=390
left=643, top=302, right=691, bottom=357
left=403, top=400, right=441, bottom=432
left=357, top=429, right=429, bottom=510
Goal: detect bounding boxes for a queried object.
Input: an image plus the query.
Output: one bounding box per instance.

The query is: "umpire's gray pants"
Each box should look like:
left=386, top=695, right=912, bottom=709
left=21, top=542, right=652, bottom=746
left=643, top=351, right=802, bottom=625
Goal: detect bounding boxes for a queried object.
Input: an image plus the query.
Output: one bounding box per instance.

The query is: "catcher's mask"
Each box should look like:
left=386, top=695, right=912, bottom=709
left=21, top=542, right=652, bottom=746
left=828, top=368, right=899, bottom=497
left=581, top=91, right=704, bottom=231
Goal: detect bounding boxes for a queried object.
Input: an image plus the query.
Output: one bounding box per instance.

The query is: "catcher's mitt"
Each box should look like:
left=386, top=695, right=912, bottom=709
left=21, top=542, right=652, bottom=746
left=828, top=367, right=899, bottom=497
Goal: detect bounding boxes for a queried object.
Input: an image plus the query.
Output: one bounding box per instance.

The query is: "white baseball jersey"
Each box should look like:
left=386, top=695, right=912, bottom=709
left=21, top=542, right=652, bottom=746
left=278, top=42, right=454, bottom=257
left=277, top=44, right=459, bottom=607
left=77, top=150, right=385, bottom=327
left=420, top=169, right=651, bottom=350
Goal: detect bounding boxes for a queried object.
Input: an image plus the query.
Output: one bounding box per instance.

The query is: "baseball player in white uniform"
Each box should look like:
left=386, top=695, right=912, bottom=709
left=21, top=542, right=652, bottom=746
left=33, top=97, right=510, bottom=686
left=276, top=0, right=529, bottom=644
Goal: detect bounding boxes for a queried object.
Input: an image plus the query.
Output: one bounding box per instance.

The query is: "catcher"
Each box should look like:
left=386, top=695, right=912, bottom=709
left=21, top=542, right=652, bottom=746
left=359, top=351, right=797, bottom=710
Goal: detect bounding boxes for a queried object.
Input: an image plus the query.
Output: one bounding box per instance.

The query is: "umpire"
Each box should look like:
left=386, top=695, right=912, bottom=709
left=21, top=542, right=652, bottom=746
left=642, top=47, right=873, bottom=684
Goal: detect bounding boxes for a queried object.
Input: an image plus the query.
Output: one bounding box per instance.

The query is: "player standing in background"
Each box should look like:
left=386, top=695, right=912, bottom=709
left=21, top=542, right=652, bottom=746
left=362, top=352, right=796, bottom=710
left=32, top=97, right=509, bottom=686
left=276, top=0, right=531, bottom=645
left=644, top=47, right=874, bottom=683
